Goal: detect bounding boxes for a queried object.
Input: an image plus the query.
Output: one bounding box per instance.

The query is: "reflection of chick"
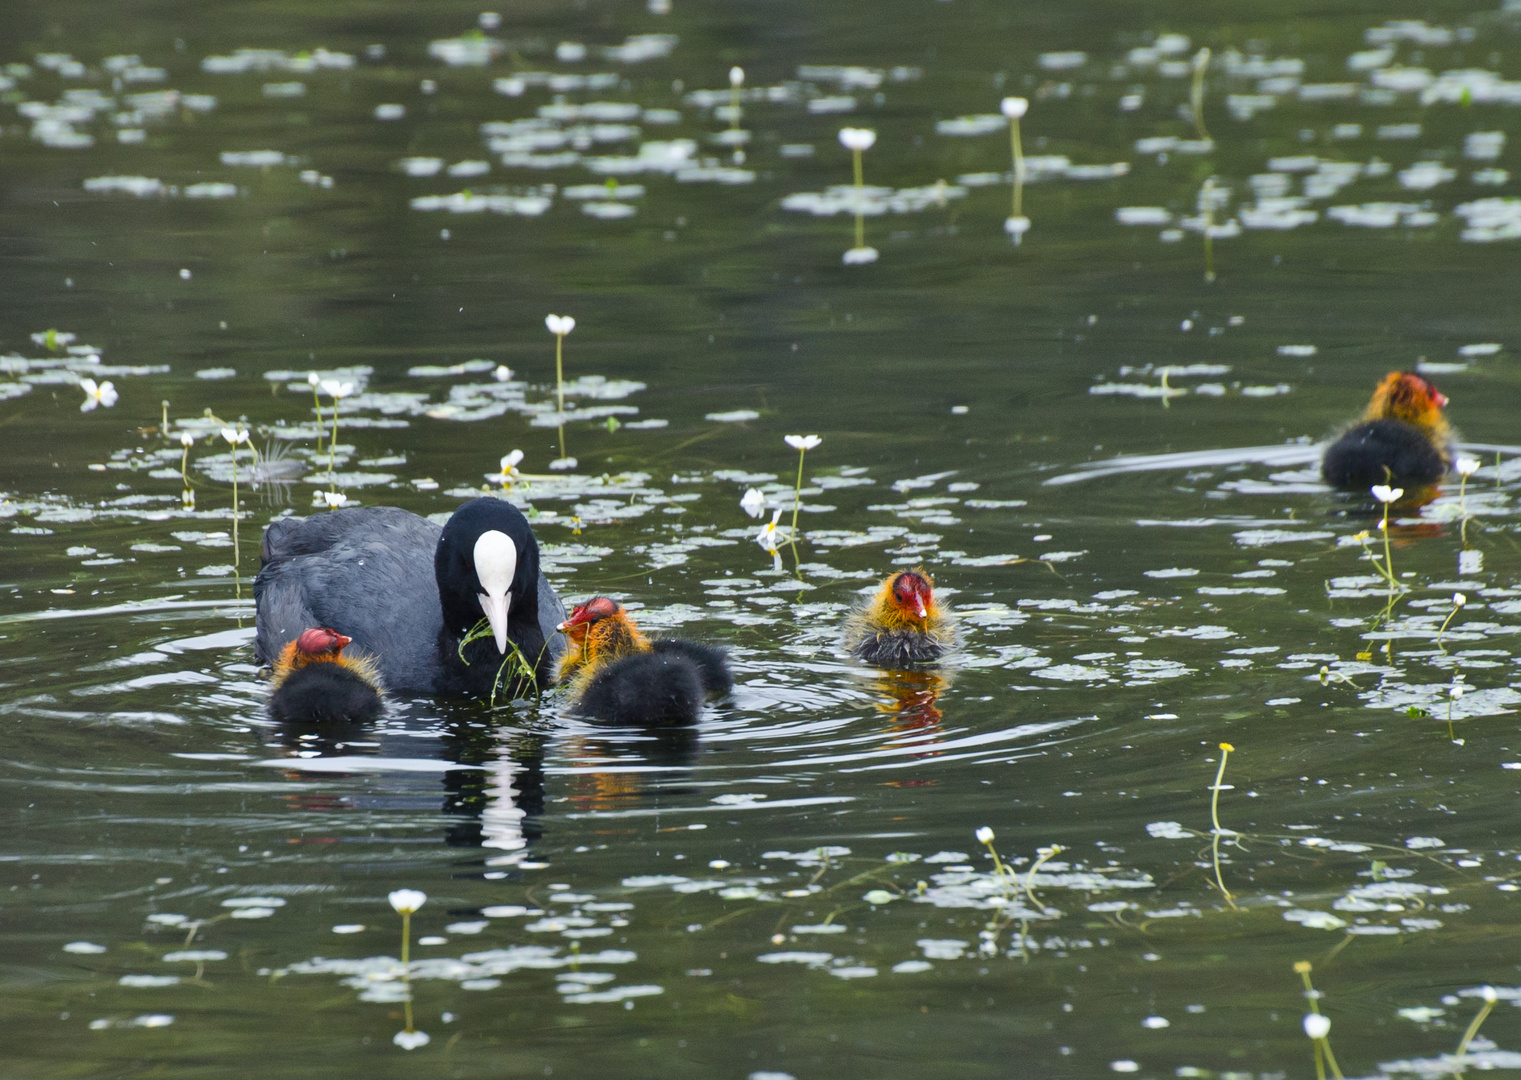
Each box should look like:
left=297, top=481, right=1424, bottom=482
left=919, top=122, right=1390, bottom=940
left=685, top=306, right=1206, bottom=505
left=844, top=569, right=957, bottom=668
left=556, top=598, right=731, bottom=725
left=269, top=627, right=384, bottom=722
left=1322, top=372, right=1454, bottom=490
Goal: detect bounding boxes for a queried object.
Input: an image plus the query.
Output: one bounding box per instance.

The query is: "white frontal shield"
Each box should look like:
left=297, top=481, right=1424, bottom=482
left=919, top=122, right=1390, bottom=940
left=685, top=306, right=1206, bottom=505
left=474, top=530, right=518, bottom=654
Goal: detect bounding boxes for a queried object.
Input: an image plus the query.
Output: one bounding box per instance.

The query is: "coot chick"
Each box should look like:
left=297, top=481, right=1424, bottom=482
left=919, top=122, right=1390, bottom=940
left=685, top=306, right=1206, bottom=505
left=844, top=568, right=958, bottom=668
left=1322, top=372, right=1454, bottom=491
left=556, top=597, right=731, bottom=725
left=268, top=627, right=384, bottom=723
left=254, top=497, right=564, bottom=700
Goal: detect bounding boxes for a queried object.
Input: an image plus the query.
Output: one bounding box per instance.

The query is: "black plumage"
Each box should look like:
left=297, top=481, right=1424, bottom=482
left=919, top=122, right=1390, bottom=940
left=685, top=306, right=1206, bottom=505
left=268, top=662, right=383, bottom=724
left=852, top=629, right=948, bottom=668
left=575, top=651, right=709, bottom=726
left=651, top=639, right=734, bottom=695
left=254, top=498, right=564, bottom=698
left=1322, top=419, right=1448, bottom=490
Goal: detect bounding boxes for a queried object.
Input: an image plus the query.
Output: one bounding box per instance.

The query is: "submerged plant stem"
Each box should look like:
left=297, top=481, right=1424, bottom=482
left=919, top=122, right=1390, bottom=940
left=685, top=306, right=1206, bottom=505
left=1210, top=742, right=1237, bottom=909
left=852, top=147, right=865, bottom=250
left=1009, top=115, right=1025, bottom=219
left=789, top=446, right=808, bottom=539
left=1191, top=48, right=1212, bottom=143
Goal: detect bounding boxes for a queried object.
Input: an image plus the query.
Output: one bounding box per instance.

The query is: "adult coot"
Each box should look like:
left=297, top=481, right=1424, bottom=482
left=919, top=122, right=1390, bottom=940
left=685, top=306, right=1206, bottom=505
left=1322, top=372, right=1454, bottom=491
left=268, top=627, right=384, bottom=723
left=555, top=596, right=731, bottom=725
left=255, top=497, right=564, bottom=700
left=843, top=568, right=958, bottom=668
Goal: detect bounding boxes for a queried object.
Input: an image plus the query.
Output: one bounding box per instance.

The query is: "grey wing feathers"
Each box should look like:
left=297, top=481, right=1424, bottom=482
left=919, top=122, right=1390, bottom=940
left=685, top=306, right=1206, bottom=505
left=254, top=508, right=445, bottom=692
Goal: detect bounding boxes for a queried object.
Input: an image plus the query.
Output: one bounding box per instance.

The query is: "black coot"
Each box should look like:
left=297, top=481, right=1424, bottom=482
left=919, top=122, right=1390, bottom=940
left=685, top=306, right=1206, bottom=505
left=255, top=497, right=564, bottom=699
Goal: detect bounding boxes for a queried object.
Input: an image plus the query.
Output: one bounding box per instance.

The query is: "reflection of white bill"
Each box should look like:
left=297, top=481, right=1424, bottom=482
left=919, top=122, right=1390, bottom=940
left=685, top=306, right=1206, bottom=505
left=481, top=746, right=527, bottom=852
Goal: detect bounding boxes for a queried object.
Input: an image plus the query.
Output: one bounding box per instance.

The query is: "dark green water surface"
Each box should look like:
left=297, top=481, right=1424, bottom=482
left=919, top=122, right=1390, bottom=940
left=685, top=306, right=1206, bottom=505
left=4, top=1, right=1521, bottom=1077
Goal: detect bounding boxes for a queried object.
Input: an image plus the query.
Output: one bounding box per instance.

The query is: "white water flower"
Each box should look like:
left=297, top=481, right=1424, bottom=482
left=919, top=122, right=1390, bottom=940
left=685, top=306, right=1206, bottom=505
left=393, top=1030, right=430, bottom=1050
left=320, top=379, right=354, bottom=400
left=1370, top=484, right=1403, bottom=503
left=1483, top=985, right=1499, bottom=1004
left=179, top=431, right=195, bottom=448
left=838, top=127, right=876, bottom=152
left=1303, top=1013, right=1331, bottom=1040
left=306, top=372, right=320, bottom=387
left=545, top=314, right=576, bottom=336
left=1457, top=456, right=1481, bottom=476
left=842, top=246, right=879, bottom=265
left=863, top=889, right=894, bottom=905
left=729, top=66, right=744, bottom=88
left=78, top=378, right=118, bottom=412
left=756, top=508, right=783, bottom=553
left=500, top=449, right=524, bottom=473
left=1451, top=684, right=1466, bottom=700
left=322, top=491, right=347, bottom=509
left=1454, top=592, right=1467, bottom=607
left=493, top=364, right=513, bottom=382
left=1000, top=96, right=1029, bottom=119
left=388, top=889, right=427, bottom=915
left=975, top=826, right=995, bottom=844
left=220, top=427, right=249, bottom=445
left=784, top=434, right=821, bottom=451
left=740, top=487, right=767, bottom=518
left=1004, top=216, right=1031, bottom=236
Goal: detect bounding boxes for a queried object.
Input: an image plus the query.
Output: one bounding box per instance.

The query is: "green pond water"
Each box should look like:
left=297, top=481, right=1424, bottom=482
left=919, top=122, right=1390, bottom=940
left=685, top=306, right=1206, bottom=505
left=5, top=1, right=1521, bottom=1077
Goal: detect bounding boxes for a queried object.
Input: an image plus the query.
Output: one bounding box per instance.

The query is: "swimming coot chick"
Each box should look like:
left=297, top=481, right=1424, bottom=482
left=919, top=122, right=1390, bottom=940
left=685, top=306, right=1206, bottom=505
left=268, top=627, right=384, bottom=723
left=556, top=597, right=731, bottom=725
left=1322, top=372, right=1454, bottom=491
left=254, top=497, right=564, bottom=701
left=844, top=569, right=958, bottom=668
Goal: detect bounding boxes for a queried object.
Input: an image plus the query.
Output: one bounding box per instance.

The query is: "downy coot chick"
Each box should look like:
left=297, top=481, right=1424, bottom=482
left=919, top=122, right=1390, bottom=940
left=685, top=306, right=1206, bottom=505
left=844, top=568, right=958, bottom=668
left=1322, top=372, right=1454, bottom=491
left=556, top=597, right=731, bottom=725
left=268, top=627, right=384, bottom=723
left=254, top=497, right=564, bottom=701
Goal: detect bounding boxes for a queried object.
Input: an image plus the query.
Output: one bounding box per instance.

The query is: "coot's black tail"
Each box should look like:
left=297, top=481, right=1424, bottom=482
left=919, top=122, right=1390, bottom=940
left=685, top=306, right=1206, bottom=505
left=575, top=652, right=706, bottom=726
left=269, top=664, right=384, bottom=723
left=651, top=639, right=733, bottom=695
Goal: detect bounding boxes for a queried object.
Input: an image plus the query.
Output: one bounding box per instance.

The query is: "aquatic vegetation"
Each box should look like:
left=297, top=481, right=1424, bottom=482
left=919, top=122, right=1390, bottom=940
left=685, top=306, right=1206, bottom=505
left=546, top=314, right=577, bottom=468
left=837, top=127, right=878, bottom=264
left=1000, top=96, right=1029, bottom=242
left=1296, top=962, right=1345, bottom=1080
left=783, top=434, right=821, bottom=539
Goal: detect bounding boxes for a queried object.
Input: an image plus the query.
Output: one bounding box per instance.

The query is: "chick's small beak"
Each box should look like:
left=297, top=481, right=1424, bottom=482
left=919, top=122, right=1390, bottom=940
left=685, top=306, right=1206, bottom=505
left=335, top=634, right=352, bottom=649
left=913, top=598, right=928, bottom=620
left=1436, top=391, right=1450, bottom=408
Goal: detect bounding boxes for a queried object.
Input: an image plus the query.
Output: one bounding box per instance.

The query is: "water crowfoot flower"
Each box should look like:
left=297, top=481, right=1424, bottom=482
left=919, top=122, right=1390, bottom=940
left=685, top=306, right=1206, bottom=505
left=222, top=427, right=250, bottom=578
left=838, top=128, right=877, bottom=260
left=321, top=491, right=347, bottom=509
left=387, top=889, right=428, bottom=1050
left=1001, top=97, right=1029, bottom=242
left=784, top=434, right=821, bottom=539
left=740, top=487, right=767, bottom=519
left=307, top=372, right=324, bottom=450
left=1209, top=742, right=1238, bottom=909
left=78, top=377, right=118, bottom=412
left=499, top=449, right=524, bottom=488
left=389, top=889, right=426, bottom=915
left=755, top=508, right=783, bottom=554
left=1294, top=962, right=1343, bottom=1080
left=1370, top=484, right=1403, bottom=504
left=545, top=315, right=576, bottom=462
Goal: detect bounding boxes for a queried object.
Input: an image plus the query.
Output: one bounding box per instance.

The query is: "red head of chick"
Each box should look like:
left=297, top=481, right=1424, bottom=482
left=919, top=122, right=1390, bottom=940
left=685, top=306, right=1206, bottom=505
left=844, top=568, right=958, bottom=669
left=555, top=597, right=649, bottom=690
left=1323, top=371, right=1455, bottom=491
left=268, top=627, right=383, bottom=723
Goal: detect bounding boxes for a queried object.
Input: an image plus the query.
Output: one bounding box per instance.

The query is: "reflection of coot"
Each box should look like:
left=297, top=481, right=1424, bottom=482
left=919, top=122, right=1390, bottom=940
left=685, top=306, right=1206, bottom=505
left=254, top=498, right=565, bottom=701
left=440, top=725, right=548, bottom=852
left=1322, top=372, right=1453, bottom=490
